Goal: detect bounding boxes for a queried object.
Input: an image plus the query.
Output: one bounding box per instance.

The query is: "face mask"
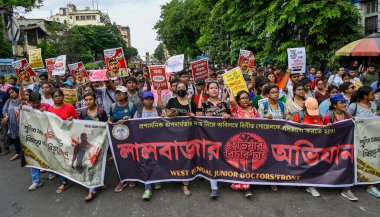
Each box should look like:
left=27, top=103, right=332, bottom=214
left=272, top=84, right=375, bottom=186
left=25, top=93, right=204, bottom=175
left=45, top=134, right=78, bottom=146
left=177, top=89, right=187, bottom=97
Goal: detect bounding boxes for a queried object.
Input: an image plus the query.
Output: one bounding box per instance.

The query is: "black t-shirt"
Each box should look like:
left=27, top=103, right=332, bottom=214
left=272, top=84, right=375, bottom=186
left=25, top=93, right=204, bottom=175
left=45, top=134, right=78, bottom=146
left=166, top=97, right=196, bottom=116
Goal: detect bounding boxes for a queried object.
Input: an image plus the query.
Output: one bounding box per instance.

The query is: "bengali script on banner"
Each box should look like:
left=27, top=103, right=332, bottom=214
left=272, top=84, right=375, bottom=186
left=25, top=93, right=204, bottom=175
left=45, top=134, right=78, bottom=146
left=355, top=117, right=380, bottom=185
left=108, top=117, right=355, bottom=187
left=20, top=106, right=109, bottom=188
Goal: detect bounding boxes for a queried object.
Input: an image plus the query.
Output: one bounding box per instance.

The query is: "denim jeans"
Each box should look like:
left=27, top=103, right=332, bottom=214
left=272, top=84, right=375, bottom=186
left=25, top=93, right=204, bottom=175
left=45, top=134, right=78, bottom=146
left=210, top=180, right=218, bottom=190
left=31, top=168, right=41, bottom=184
left=61, top=176, right=67, bottom=184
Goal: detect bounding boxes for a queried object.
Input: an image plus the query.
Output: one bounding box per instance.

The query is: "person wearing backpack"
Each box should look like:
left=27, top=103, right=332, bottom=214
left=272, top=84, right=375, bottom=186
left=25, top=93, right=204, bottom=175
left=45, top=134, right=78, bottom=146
left=293, top=98, right=325, bottom=197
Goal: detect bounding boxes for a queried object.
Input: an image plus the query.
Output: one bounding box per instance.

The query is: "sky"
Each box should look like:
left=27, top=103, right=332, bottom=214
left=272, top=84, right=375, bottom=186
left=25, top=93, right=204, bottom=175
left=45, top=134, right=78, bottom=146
left=22, top=0, right=171, bottom=57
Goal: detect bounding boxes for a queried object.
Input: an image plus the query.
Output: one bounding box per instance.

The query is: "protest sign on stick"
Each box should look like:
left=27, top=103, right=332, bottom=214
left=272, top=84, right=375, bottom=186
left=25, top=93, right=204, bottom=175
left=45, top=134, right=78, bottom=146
left=190, top=58, right=209, bottom=80
left=165, top=54, right=184, bottom=73
left=223, top=67, right=248, bottom=96
left=45, top=58, right=56, bottom=76
left=104, top=47, right=129, bottom=79
left=68, top=62, right=89, bottom=85
left=52, top=55, right=67, bottom=76
left=89, top=70, right=108, bottom=82
left=148, top=65, right=169, bottom=90
left=28, top=48, right=44, bottom=69
left=287, top=47, right=306, bottom=73
left=12, top=59, right=39, bottom=85
left=62, top=88, right=78, bottom=105
left=238, top=50, right=255, bottom=68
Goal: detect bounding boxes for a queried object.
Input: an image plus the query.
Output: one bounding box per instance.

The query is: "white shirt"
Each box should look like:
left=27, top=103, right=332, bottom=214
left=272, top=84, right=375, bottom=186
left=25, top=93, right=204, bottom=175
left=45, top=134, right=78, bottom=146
left=328, top=74, right=343, bottom=86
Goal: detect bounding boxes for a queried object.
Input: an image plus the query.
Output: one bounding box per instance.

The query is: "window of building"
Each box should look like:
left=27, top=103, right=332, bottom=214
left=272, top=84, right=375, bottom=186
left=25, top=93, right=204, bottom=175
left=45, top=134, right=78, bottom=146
left=86, top=15, right=91, bottom=20
left=366, top=0, right=378, bottom=16
left=92, top=15, right=96, bottom=20
left=70, top=16, right=72, bottom=20
left=57, top=18, right=59, bottom=21
left=365, top=16, right=378, bottom=35
left=76, top=16, right=79, bottom=20
left=80, top=16, right=85, bottom=20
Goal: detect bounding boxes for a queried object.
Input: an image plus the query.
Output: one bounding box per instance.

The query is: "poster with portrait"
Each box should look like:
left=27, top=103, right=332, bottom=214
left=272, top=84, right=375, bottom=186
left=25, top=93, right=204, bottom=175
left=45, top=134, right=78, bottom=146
left=52, top=55, right=67, bottom=76
left=28, top=48, right=44, bottom=69
left=238, top=50, right=255, bottom=68
left=68, top=62, right=89, bottom=85
left=104, top=47, right=129, bottom=79
left=12, top=59, right=39, bottom=85
left=45, top=58, right=56, bottom=77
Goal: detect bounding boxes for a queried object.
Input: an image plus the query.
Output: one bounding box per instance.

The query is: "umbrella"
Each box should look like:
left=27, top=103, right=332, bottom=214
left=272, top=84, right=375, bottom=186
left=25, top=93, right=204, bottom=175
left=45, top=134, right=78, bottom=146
left=335, top=33, right=380, bottom=56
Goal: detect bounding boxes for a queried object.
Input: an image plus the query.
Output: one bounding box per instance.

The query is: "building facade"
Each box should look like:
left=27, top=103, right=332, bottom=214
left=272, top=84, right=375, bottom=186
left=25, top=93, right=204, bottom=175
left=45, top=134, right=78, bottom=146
left=50, top=3, right=111, bottom=26
left=352, top=0, right=379, bottom=35
left=117, top=25, right=131, bottom=47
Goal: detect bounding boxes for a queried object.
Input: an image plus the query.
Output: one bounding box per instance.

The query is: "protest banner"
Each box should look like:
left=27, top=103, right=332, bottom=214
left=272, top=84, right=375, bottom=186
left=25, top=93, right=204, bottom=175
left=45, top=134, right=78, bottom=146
left=45, top=58, right=56, bottom=76
left=223, top=67, right=248, bottom=96
left=52, top=55, right=67, bottom=76
left=238, top=50, right=255, bottom=68
left=28, top=48, right=44, bottom=69
left=12, top=59, right=39, bottom=85
left=89, top=70, right=108, bottom=82
left=148, top=65, right=169, bottom=90
left=104, top=47, right=129, bottom=79
left=62, top=88, right=78, bottom=105
left=20, top=106, right=108, bottom=188
left=355, top=118, right=380, bottom=185
left=190, top=58, right=209, bottom=80
left=108, top=117, right=355, bottom=187
left=165, top=54, right=184, bottom=73
left=287, top=47, right=306, bottom=73
left=68, top=62, right=89, bottom=85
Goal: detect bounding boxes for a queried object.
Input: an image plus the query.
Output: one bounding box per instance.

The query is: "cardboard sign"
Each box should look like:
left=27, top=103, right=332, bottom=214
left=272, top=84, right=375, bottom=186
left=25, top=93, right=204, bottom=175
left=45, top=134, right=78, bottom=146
left=190, top=58, right=209, bottom=80
left=287, top=47, right=306, bottom=73
left=104, top=47, right=129, bottom=79
left=52, top=55, right=67, bottom=76
left=238, top=50, right=255, bottom=68
left=62, top=88, right=78, bottom=105
left=28, top=48, right=44, bottom=69
left=68, top=62, right=89, bottom=85
left=223, top=67, right=248, bottom=96
left=45, top=58, right=56, bottom=76
left=148, top=65, right=169, bottom=90
left=12, top=59, right=39, bottom=85
left=89, top=70, right=108, bottom=82
left=165, top=54, right=184, bottom=73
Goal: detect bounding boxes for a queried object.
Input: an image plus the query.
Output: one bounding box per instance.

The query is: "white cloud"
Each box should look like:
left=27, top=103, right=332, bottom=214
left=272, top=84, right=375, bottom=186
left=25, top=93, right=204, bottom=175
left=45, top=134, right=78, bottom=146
left=22, top=0, right=171, bottom=57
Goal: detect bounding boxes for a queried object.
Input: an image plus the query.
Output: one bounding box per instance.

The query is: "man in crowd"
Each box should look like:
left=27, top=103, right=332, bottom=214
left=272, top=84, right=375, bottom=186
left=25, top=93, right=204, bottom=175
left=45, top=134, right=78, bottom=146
left=360, top=64, right=378, bottom=86
left=328, top=66, right=345, bottom=87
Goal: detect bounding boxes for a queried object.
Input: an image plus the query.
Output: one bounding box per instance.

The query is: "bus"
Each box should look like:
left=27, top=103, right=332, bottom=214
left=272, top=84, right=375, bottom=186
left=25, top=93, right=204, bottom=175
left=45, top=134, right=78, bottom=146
left=0, top=59, right=15, bottom=75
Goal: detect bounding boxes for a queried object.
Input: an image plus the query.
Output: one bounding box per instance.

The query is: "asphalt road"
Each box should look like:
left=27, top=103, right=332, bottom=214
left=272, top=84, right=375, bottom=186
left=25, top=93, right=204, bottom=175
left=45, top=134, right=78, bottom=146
left=0, top=146, right=379, bottom=217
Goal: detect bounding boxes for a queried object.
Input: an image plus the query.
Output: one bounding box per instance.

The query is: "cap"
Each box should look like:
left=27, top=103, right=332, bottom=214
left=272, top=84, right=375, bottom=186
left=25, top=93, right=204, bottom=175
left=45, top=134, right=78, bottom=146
left=62, top=81, right=73, bottom=87
left=330, top=94, right=348, bottom=105
left=304, top=98, right=319, bottom=116
left=115, top=85, right=128, bottom=93
left=143, top=91, right=154, bottom=99
left=195, top=78, right=205, bottom=85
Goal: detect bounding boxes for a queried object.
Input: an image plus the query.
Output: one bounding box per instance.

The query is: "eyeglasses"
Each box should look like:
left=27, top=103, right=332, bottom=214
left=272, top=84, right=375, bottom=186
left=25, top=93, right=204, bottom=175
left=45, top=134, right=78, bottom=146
left=53, top=95, right=63, bottom=98
left=239, top=97, right=250, bottom=100
left=269, top=91, right=279, bottom=94
left=317, top=82, right=325, bottom=85
left=296, top=88, right=305, bottom=91
left=349, top=86, right=355, bottom=89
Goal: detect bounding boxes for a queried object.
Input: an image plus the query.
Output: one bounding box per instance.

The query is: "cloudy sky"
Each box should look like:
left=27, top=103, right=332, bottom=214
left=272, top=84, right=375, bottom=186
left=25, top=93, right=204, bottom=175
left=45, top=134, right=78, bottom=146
left=22, top=0, right=171, bottom=57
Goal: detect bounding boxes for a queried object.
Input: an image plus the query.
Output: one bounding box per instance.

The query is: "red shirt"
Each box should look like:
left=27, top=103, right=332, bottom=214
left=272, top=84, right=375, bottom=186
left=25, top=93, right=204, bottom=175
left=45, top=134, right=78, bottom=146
left=193, top=93, right=208, bottom=107
left=29, top=103, right=51, bottom=111
left=47, top=104, right=78, bottom=120
left=293, top=112, right=324, bottom=125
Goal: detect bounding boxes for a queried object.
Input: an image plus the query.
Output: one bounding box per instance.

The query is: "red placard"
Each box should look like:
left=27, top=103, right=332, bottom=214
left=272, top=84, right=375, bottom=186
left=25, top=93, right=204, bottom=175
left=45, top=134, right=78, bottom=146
left=104, top=47, right=129, bottom=79
left=68, top=62, right=89, bottom=85
left=238, top=50, right=255, bottom=68
left=148, top=65, right=168, bottom=90
left=45, top=58, right=56, bottom=76
left=190, top=58, right=209, bottom=80
left=12, top=58, right=39, bottom=85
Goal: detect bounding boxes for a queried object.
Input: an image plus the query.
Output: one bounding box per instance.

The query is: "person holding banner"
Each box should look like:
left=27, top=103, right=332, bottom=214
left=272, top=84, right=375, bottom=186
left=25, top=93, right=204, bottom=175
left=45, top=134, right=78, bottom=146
left=47, top=88, right=78, bottom=193
left=76, top=84, right=104, bottom=113
left=196, top=81, right=231, bottom=199
left=228, top=88, right=258, bottom=198
left=285, top=83, right=305, bottom=118
left=41, top=83, right=54, bottom=106
left=347, top=86, right=380, bottom=198
left=2, top=87, right=22, bottom=161
left=252, top=79, right=270, bottom=109
left=166, top=81, right=196, bottom=196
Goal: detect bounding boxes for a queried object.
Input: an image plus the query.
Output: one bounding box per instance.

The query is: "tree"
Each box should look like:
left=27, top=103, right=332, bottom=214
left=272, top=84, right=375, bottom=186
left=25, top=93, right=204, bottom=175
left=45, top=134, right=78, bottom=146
left=153, top=43, right=166, bottom=62
left=0, top=0, right=43, bottom=12
left=0, top=16, right=12, bottom=58
left=124, top=47, right=138, bottom=60
left=37, top=40, right=58, bottom=59
left=154, top=0, right=209, bottom=59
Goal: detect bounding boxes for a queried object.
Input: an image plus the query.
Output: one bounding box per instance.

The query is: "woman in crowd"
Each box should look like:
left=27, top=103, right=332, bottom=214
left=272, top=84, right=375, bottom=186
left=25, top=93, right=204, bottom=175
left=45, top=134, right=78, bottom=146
left=292, top=98, right=325, bottom=197
left=252, top=78, right=270, bottom=109
left=41, top=83, right=54, bottom=106
left=47, top=88, right=78, bottom=194
left=78, top=92, right=107, bottom=201
left=196, top=81, right=231, bottom=199
left=302, top=78, right=314, bottom=98
left=339, top=82, right=355, bottom=107
left=342, top=73, right=351, bottom=83
left=76, top=84, right=104, bottom=112
left=318, top=85, right=339, bottom=116
left=166, top=81, right=196, bottom=196
left=311, top=70, right=323, bottom=90
left=134, top=91, right=163, bottom=200
left=267, top=73, right=276, bottom=85
left=229, top=88, right=258, bottom=198
left=314, top=78, right=329, bottom=105
left=347, top=86, right=380, bottom=198
left=285, top=82, right=305, bottom=118
left=2, top=87, right=22, bottom=161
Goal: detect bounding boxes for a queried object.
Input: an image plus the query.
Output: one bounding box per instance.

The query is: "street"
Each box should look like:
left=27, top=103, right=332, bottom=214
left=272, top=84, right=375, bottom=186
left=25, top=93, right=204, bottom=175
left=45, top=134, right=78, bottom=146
left=0, top=147, right=379, bottom=217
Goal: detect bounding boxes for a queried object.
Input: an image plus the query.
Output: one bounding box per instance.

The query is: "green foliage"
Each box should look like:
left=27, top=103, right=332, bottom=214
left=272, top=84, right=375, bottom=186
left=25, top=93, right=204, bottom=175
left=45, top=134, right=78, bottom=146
left=0, top=16, right=12, bottom=58
left=154, top=0, right=209, bottom=59
left=84, top=62, right=100, bottom=70
left=158, top=0, right=363, bottom=67
left=153, top=43, right=166, bottom=62
left=37, top=40, right=58, bottom=59
left=124, top=47, right=138, bottom=60
left=0, top=0, right=43, bottom=12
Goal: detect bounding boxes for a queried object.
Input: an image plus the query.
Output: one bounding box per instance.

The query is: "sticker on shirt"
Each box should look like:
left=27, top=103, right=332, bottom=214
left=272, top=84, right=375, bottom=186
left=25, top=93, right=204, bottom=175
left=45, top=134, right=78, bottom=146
left=112, top=125, right=130, bottom=140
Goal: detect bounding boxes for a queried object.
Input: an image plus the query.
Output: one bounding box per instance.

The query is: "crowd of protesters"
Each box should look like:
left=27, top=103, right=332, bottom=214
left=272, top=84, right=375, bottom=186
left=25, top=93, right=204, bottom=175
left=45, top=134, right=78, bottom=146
left=0, top=59, right=379, bottom=202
